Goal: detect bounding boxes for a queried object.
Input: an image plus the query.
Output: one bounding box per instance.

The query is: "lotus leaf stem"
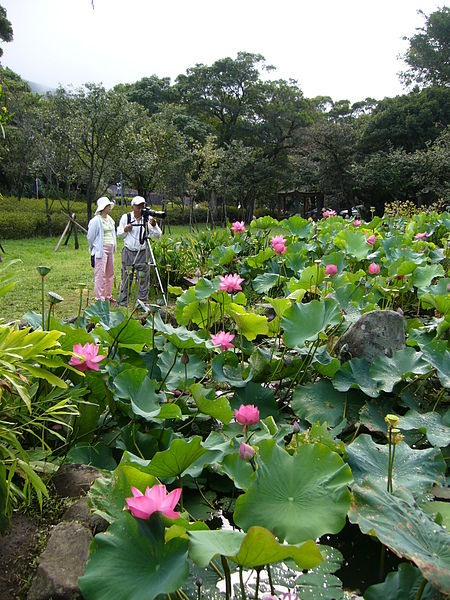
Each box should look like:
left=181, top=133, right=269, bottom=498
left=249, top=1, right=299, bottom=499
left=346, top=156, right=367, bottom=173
left=414, top=578, right=427, bottom=600
left=239, top=566, right=246, bottom=600
left=221, top=555, right=232, bottom=600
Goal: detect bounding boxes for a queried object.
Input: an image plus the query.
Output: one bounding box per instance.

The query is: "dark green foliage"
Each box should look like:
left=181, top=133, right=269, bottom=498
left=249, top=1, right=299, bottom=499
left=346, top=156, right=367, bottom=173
left=358, top=87, right=450, bottom=154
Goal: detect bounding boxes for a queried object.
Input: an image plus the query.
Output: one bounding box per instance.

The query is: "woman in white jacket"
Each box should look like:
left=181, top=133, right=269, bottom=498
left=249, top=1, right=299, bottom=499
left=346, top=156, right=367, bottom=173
left=87, top=197, right=117, bottom=302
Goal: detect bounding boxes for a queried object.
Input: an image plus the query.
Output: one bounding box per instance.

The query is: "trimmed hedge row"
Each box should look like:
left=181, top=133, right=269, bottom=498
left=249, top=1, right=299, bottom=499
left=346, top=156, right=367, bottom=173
left=0, top=196, right=279, bottom=239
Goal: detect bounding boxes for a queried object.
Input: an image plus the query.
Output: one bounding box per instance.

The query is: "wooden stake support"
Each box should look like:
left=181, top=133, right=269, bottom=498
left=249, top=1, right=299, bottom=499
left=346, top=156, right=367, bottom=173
left=55, top=212, right=87, bottom=252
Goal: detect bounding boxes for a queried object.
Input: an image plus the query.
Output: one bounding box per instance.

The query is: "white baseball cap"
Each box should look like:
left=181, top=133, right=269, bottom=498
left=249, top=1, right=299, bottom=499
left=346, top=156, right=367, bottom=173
left=131, top=196, right=146, bottom=207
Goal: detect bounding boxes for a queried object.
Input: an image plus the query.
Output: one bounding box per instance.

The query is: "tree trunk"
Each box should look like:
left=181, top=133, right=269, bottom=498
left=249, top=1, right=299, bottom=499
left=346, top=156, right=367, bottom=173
left=210, top=189, right=218, bottom=220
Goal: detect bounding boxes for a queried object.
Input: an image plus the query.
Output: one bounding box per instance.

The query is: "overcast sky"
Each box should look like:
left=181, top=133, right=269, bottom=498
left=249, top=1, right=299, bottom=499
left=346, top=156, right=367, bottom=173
left=1, top=0, right=443, bottom=103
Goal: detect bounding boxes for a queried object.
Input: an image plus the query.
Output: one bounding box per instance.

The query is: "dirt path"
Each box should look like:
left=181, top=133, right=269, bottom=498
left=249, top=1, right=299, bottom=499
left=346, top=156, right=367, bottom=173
left=0, top=512, right=38, bottom=600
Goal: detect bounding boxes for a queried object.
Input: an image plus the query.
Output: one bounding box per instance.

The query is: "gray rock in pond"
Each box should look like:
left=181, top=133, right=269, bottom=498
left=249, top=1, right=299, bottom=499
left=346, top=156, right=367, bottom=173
left=26, top=521, right=92, bottom=600
left=336, top=310, right=405, bottom=364
left=52, top=463, right=105, bottom=498
left=62, top=497, right=109, bottom=534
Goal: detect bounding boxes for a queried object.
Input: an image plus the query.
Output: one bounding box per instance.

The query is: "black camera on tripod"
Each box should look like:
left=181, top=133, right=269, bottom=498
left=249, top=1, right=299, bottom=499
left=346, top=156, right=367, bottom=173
left=141, top=207, right=166, bottom=220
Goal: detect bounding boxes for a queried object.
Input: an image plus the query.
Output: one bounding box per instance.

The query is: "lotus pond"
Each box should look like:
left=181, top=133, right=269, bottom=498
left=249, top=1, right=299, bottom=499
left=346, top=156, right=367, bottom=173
left=1, top=210, right=449, bottom=600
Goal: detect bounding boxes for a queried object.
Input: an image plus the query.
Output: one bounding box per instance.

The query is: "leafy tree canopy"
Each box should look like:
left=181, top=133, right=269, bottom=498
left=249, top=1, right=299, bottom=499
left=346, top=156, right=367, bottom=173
left=400, top=6, right=450, bottom=88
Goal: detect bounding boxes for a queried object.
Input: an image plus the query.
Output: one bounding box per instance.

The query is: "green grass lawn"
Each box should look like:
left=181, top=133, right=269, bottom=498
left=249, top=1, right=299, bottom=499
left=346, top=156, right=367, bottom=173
left=0, top=223, right=212, bottom=322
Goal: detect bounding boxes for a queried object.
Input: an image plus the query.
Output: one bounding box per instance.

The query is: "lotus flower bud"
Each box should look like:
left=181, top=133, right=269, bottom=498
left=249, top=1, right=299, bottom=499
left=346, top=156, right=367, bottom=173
left=239, top=442, right=255, bottom=461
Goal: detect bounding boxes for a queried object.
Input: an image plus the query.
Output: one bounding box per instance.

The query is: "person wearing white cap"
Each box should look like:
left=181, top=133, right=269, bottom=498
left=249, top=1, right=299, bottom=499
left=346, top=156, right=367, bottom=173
left=87, top=197, right=117, bottom=302
left=116, top=196, right=162, bottom=306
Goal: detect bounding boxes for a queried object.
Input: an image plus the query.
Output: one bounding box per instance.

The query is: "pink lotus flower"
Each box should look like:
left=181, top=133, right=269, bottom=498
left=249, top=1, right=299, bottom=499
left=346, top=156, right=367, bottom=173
left=219, top=273, right=244, bottom=293
left=270, top=235, right=287, bottom=255
left=125, top=484, right=181, bottom=520
left=323, top=209, right=337, bottom=218
left=368, top=263, right=380, bottom=275
left=234, top=404, right=260, bottom=431
left=232, top=221, right=246, bottom=233
left=325, top=264, right=338, bottom=276
left=415, top=232, right=428, bottom=239
left=239, top=442, right=255, bottom=461
left=69, top=342, right=106, bottom=372
left=366, top=234, right=376, bottom=246
left=210, top=331, right=235, bottom=351
left=352, top=220, right=362, bottom=227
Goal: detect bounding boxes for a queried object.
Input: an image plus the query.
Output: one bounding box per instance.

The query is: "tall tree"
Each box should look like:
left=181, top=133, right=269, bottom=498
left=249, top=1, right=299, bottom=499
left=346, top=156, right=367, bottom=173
left=0, top=67, right=38, bottom=199
left=400, top=7, right=450, bottom=88
left=176, top=52, right=272, bottom=146
left=65, top=84, right=135, bottom=220
left=0, top=5, right=13, bottom=57
left=114, top=75, right=178, bottom=116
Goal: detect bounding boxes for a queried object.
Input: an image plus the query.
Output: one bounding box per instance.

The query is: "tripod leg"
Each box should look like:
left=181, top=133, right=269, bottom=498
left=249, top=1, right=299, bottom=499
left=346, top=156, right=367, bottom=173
left=146, top=240, right=167, bottom=306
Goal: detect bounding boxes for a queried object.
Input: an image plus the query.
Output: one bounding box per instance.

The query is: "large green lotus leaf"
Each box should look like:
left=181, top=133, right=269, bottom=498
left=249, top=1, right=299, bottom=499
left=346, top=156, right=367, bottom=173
left=412, top=264, right=445, bottom=291
left=364, top=562, right=446, bottom=600
left=346, top=435, right=445, bottom=496
left=349, top=480, right=450, bottom=595
left=250, top=215, right=280, bottom=229
left=193, top=277, right=217, bottom=300
left=231, top=382, right=279, bottom=420
left=84, top=301, right=128, bottom=330
left=359, top=398, right=399, bottom=434
left=252, top=272, right=283, bottom=294
left=400, top=410, right=450, bottom=448
left=369, top=347, right=430, bottom=393
left=174, top=284, right=222, bottom=327
left=152, top=314, right=208, bottom=349
left=292, top=379, right=350, bottom=427
left=87, top=466, right=158, bottom=524
left=423, top=501, right=450, bottom=532
left=147, top=436, right=208, bottom=479
left=190, top=383, right=234, bottom=424
left=233, top=439, right=353, bottom=544
left=284, top=216, right=314, bottom=238
left=333, top=229, right=371, bottom=260
left=209, top=244, right=238, bottom=266
left=332, top=358, right=380, bottom=398
left=281, top=299, right=341, bottom=349
left=429, top=278, right=450, bottom=296
left=212, top=352, right=253, bottom=388
left=420, top=339, right=450, bottom=388
left=221, top=451, right=254, bottom=490
left=188, top=526, right=322, bottom=570
left=157, top=347, right=206, bottom=390
left=420, top=293, right=450, bottom=317
left=311, top=345, right=341, bottom=378
left=247, top=247, right=274, bottom=268
left=66, top=442, right=116, bottom=470
left=227, top=303, right=269, bottom=340
left=174, top=287, right=198, bottom=325
left=265, top=296, right=293, bottom=318
left=96, top=317, right=153, bottom=351
left=113, top=367, right=166, bottom=420
left=396, top=261, right=419, bottom=276
left=291, top=265, right=324, bottom=290
left=78, top=512, right=189, bottom=600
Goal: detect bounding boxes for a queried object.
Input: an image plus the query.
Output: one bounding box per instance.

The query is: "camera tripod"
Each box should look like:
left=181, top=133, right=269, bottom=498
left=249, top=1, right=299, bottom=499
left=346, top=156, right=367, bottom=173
left=125, top=218, right=167, bottom=307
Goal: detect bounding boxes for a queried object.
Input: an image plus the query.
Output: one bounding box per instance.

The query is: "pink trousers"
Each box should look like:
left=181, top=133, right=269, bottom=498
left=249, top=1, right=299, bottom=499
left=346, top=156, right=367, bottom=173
left=94, top=244, right=114, bottom=301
